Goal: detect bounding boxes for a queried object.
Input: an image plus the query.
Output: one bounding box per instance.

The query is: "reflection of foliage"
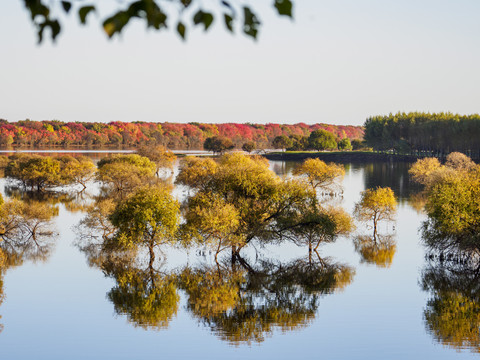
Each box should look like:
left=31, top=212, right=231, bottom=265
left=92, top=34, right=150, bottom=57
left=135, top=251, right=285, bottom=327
left=0, top=203, right=57, bottom=334
left=76, top=199, right=117, bottom=245
left=179, top=266, right=245, bottom=318
left=361, top=162, right=419, bottom=201
left=4, top=185, right=91, bottom=213
left=271, top=256, right=355, bottom=294
left=179, top=255, right=354, bottom=345
left=81, top=246, right=179, bottom=330
left=108, top=263, right=179, bottom=330
left=353, top=235, right=396, bottom=268
left=0, top=248, right=5, bottom=333
left=0, top=199, right=57, bottom=245
left=421, top=256, right=480, bottom=353
left=407, top=192, right=427, bottom=214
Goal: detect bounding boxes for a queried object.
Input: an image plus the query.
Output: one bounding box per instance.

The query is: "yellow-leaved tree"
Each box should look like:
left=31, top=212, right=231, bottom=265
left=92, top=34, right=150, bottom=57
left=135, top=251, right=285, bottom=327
left=354, top=187, right=396, bottom=239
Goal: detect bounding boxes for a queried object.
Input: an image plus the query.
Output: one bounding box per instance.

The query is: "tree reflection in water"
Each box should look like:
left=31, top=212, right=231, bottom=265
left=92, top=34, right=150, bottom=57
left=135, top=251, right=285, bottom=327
left=0, top=249, right=5, bottom=333
left=78, top=238, right=355, bottom=344
left=179, top=253, right=354, bottom=345
left=422, top=254, right=480, bottom=353
left=353, top=234, right=396, bottom=268
left=0, top=208, right=56, bottom=334
left=80, top=244, right=179, bottom=330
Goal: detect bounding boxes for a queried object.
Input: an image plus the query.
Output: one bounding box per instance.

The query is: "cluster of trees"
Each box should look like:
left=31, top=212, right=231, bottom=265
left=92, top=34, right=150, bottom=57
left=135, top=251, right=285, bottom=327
left=4, top=154, right=96, bottom=191
left=175, top=155, right=355, bottom=258
left=0, top=149, right=402, bottom=340
left=409, top=152, right=480, bottom=253
left=71, top=152, right=361, bottom=338
left=364, top=112, right=480, bottom=158
left=271, top=129, right=363, bottom=152
left=0, top=119, right=363, bottom=150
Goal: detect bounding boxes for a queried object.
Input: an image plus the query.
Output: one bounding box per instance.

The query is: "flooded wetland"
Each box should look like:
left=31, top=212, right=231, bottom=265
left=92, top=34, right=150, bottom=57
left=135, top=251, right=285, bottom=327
left=0, top=156, right=478, bottom=360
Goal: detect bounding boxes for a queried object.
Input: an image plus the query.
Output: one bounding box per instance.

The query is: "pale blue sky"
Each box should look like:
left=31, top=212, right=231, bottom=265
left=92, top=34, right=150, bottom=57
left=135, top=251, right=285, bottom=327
left=0, top=0, right=479, bottom=125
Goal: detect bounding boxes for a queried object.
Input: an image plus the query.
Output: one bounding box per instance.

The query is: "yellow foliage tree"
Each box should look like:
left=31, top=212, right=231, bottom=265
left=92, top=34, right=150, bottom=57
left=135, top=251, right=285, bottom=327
left=354, top=187, right=396, bottom=239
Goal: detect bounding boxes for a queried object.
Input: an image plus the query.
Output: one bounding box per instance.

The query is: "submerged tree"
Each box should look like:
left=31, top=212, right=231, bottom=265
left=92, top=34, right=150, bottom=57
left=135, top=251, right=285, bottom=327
left=174, top=156, right=218, bottom=191
left=109, top=185, right=180, bottom=260
left=278, top=202, right=353, bottom=255
left=137, top=145, right=176, bottom=177
left=5, top=154, right=61, bottom=192
left=354, top=187, right=396, bottom=239
left=422, top=168, right=480, bottom=253
left=5, top=154, right=96, bottom=192
left=59, top=156, right=96, bottom=190
left=176, top=153, right=312, bottom=257
left=179, top=192, right=241, bottom=259
left=97, top=154, right=157, bottom=197
left=293, top=158, right=345, bottom=194
left=410, top=153, right=480, bottom=253
left=409, top=157, right=442, bottom=187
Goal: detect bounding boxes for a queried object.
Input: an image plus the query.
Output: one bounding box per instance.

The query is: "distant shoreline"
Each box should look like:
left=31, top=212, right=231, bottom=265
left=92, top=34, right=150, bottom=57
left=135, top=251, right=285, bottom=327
left=264, top=151, right=425, bottom=163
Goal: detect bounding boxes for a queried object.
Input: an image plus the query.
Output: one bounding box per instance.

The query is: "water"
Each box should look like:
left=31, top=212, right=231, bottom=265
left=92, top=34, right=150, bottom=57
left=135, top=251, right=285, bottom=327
left=0, top=158, right=477, bottom=359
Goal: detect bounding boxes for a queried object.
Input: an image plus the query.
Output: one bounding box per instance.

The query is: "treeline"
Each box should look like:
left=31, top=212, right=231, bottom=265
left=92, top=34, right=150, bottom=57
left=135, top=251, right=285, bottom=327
left=364, top=112, right=480, bottom=158
left=0, top=119, right=364, bottom=150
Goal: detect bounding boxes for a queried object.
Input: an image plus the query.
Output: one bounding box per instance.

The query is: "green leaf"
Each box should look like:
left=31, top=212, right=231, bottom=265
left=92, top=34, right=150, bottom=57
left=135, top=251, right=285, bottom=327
left=180, top=0, right=192, bottom=7
left=224, top=14, right=234, bottom=33
left=24, top=0, right=50, bottom=20
left=61, top=1, right=72, bottom=13
left=103, top=11, right=130, bottom=38
left=177, top=22, right=186, bottom=39
left=193, top=10, right=214, bottom=31
left=79, top=5, right=96, bottom=25
left=37, top=19, right=61, bottom=43
left=274, top=0, right=293, bottom=17
left=243, top=7, right=260, bottom=39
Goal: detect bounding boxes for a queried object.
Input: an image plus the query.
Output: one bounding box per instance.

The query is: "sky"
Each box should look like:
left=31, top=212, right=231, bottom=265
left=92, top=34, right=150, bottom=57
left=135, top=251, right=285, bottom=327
left=0, top=0, right=479, bottom=126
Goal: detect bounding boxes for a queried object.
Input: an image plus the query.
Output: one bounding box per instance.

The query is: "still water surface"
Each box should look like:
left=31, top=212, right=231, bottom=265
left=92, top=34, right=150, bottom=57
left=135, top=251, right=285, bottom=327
left=0, top=159, right=477, bottom=359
